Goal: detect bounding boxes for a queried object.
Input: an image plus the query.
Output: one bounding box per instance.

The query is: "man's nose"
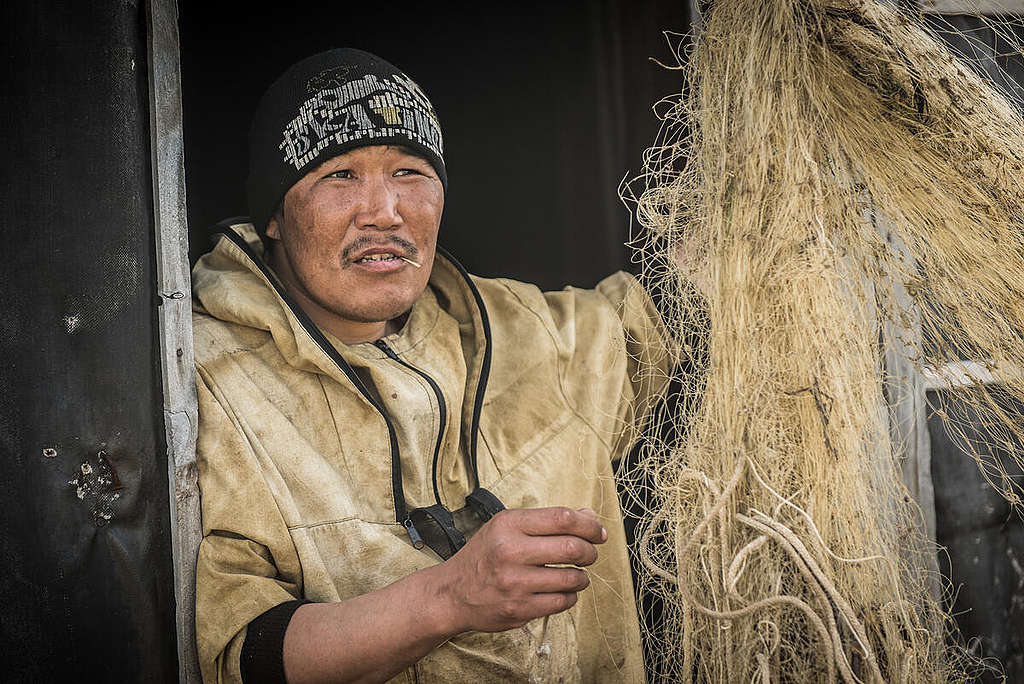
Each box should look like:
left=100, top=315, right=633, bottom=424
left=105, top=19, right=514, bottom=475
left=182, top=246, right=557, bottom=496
left=355, top=175, right=401, bottom=230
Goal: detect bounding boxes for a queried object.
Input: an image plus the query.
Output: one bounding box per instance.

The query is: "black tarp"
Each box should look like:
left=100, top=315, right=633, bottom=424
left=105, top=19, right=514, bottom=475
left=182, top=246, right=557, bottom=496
left=0, top=1, right=178, bottom=681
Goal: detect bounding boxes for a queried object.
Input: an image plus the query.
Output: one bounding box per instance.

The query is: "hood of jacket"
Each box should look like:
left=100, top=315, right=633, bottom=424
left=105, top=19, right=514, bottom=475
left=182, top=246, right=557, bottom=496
left=192, top=221, right=490, bottom=389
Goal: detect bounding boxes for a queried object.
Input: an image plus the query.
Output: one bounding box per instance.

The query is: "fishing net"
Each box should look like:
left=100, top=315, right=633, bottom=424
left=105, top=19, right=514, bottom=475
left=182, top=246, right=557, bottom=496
left=621, top=1, right=1024, bottom=680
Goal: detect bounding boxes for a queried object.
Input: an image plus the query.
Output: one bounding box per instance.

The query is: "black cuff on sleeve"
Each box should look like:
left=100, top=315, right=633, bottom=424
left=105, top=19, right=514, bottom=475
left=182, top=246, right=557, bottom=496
left=240, top=599, right=310, bottom=684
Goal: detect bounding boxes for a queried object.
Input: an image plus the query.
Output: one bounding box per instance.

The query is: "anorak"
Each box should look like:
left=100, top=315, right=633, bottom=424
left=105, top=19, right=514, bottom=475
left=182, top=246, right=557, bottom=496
left=193, top=223, right=673, bottom=683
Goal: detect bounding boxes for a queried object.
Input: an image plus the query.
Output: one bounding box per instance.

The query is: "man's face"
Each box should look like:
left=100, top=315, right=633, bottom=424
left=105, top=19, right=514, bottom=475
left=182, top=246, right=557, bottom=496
left=266, top=145, right=444, bottom=330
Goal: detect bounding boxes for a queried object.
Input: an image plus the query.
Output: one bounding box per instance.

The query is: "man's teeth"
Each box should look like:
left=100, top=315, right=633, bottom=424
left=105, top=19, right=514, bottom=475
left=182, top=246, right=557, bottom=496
left=357, top=253, right=397, bottom=262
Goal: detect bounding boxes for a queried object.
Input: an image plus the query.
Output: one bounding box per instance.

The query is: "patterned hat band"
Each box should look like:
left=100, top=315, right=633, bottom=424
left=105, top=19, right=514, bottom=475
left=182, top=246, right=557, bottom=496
left=279, top=70, right=443, bottom=172
left=247, top=49, right=447, bottom=235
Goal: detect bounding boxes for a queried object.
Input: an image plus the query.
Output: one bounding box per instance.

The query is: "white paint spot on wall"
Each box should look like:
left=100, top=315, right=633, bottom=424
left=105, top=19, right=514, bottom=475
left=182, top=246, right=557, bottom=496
left=63, top=313, right=81, bottom=335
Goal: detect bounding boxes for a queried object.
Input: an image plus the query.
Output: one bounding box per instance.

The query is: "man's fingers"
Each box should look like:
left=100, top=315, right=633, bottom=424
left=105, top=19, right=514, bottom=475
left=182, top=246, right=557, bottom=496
left=513, top=535, right=599, bottom=567
left=517, top=566, right=591, bottom=594
left=522, top=591, right=579, bottom=620
left=498, top=506, right=606, bottom=543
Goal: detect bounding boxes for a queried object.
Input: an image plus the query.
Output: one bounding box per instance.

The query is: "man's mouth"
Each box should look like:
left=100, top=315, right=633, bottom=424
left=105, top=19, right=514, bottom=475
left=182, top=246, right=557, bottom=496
left=355, top=253, right=400, bottom=263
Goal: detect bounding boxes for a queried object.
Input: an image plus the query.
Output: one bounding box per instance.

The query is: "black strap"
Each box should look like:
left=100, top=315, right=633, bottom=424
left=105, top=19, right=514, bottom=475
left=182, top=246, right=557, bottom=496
left=465, top=487, right=505, bottom=522
left=240, top=599, right=310, bottom=684
left=417, top=504, right=467, bottom=559
left=436, top=246, right=492, bottom=489
left=215, top=225, right=411, bottom=534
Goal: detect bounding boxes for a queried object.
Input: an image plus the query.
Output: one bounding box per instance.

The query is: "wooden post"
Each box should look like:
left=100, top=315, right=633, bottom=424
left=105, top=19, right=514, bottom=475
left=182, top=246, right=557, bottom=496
left=147, top=0, right=201, bottom=681
left=874, top=218, right=945, bottom=627
left=879, top=227, right=938, bottom=544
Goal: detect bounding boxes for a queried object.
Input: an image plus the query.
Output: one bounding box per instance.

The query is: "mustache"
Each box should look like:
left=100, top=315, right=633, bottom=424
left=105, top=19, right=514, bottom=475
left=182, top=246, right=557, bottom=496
left=341, top=235, right=419, bottom=262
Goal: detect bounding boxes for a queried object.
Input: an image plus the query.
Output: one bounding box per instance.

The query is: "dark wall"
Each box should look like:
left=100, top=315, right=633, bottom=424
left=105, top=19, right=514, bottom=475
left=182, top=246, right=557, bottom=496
left=0, top=1, right=178, bottom=681
left=179, top=0, right=694, bottom=290
left=930, top=393, right=1024, bottom=681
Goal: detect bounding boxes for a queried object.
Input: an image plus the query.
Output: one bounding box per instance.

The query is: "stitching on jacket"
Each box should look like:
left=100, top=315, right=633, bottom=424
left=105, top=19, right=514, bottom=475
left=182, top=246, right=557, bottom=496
left=477, top=425, right=502, bottom=481
left=288, top=516, right=398, bottom=531
left=495, top=280, right=615, bottom=451
left=484, top=407, right=578, bottom=489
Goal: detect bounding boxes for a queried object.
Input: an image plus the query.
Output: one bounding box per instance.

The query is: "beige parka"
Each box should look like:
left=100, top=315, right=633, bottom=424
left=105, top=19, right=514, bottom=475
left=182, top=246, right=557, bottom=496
left=192, top=223, right=674, bottom=683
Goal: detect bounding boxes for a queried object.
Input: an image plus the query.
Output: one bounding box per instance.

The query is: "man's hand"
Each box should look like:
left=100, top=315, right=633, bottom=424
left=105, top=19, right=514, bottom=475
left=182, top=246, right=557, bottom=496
left=430, top=507, right=607, bottom=634
left=282, top=506, right=606, bottom=683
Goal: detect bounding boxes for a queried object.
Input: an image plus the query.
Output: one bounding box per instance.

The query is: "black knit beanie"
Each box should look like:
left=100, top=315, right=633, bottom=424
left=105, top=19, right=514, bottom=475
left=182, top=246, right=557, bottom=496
left=246, top=48, right=447, bottom=235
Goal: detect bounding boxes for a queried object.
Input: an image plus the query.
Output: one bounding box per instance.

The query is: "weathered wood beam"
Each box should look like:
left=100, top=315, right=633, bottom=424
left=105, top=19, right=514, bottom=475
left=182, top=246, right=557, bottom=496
left=147, top=0, right=201, bottom=681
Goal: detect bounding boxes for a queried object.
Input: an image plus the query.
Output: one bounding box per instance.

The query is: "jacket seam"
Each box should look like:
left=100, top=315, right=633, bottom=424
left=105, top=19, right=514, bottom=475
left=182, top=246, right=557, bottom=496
left=388, top=292, right=442, bottom=354
left=477, top=426, right=501, bottom=482
left=495, top=280, right=614, bottom=451
left=315, top=376, right=367, bottom=517
left=287, top=517, right=399, bottom=531
left=485, top=408, right=577, bottom=491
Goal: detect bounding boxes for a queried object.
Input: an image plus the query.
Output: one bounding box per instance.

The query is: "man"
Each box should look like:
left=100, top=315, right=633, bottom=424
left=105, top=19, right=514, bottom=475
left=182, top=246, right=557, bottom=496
left=193, top=48, right=675, bottom=683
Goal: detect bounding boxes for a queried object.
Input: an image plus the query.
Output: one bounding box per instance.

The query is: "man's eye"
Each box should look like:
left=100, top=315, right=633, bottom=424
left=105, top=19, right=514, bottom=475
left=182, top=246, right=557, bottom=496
left=394, top=168, right=422, bottom=177
left=326, top=169, right=354, bottom=179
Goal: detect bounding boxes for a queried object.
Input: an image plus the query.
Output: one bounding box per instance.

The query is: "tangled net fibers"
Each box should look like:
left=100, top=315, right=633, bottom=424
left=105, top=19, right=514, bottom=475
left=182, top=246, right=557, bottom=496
left=624, top=0, right=1024, bottom=681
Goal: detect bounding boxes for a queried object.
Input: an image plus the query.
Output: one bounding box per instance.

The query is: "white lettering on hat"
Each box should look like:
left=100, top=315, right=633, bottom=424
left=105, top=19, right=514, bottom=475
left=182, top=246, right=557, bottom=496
left=278, top=73, right=443, bottom=170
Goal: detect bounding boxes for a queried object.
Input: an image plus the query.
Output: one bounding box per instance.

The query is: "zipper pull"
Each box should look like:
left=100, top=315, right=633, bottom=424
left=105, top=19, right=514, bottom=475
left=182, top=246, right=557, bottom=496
left=404, top=515, right=425, bottom=549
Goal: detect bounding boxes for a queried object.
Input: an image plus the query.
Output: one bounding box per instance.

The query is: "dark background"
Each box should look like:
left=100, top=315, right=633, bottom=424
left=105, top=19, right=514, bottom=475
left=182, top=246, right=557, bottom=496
left=178, top=0, right=695, bottom=290
left=930, top=394, right=1024, bottom=680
